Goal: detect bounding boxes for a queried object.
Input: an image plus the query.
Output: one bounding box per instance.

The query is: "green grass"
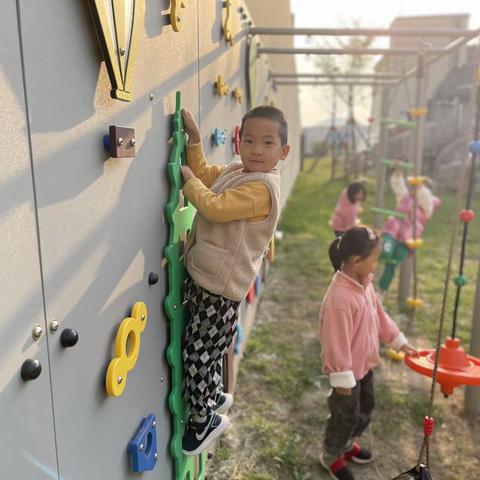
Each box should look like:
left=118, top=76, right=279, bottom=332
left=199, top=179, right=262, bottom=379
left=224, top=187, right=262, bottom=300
left=208, top=156, right=480, bottom=479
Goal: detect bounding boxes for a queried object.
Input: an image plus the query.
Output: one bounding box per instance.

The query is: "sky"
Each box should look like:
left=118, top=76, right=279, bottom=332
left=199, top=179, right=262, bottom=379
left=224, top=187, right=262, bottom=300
left=289, top=0, right=480, bottom=126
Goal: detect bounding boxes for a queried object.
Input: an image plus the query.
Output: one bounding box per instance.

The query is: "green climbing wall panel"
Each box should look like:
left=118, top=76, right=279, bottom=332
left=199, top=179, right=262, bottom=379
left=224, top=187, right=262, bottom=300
left=165, top=91, right=206, bottom=480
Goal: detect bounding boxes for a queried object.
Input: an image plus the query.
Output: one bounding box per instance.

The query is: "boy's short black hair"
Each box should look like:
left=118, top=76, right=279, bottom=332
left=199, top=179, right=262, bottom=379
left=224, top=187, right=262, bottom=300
left=240, top=105, right=288, bottom=145
left=346, top=182, right=367, bottom=203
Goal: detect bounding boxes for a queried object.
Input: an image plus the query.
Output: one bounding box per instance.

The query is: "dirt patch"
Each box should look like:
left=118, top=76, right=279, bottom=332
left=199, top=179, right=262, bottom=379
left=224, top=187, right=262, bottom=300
left=208, top=246, right=480, bottom=480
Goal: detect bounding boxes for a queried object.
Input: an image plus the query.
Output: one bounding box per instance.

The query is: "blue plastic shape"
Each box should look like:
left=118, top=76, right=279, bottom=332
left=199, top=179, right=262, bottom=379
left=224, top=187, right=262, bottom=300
left=255, top=275, right=262, bottom=296
left=234, top=321, right=244, bottom=354
left=103, top=134, right=110, bottom=150
left=127, top=414, right=158, bottom=472
left=469, top=141, right=480, bottom=155
left=213, top=128, right=227, bottom=146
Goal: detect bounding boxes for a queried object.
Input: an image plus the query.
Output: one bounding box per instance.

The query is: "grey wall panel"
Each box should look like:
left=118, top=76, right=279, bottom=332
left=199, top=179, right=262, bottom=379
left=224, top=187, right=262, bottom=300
left=0, top=3, right=58, bottom=479
left=198, top=0, right=248, bottom=167
left=17, top=1, right=199, bottom=478
left=245, top=0, right=301, bottom=210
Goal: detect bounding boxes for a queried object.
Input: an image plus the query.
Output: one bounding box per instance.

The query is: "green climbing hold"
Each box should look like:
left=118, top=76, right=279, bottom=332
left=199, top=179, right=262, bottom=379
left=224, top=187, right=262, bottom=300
left=164, top=91, right=205, bottom=480
left=381, top=118, right=416, bottom=129
left=372, top=207, right=407, bottom=220
left=453, top=275, right=467, bottom=287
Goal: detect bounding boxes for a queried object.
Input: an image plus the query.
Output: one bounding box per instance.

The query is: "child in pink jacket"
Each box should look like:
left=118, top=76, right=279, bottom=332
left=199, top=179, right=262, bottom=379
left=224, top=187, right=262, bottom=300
left=379, top=168, right=440, bottom=291
left=319, top=227, right=417, bottom=480
left=330, top=182, right=366, bottom=237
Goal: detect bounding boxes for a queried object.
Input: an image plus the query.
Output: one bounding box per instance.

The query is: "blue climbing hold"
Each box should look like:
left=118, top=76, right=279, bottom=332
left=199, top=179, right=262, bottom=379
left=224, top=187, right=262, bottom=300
left=234, top=321, right=244, bottom=354
left=103, top=134, right=111, bottom=150
left=213, top=128, right=227, bottom=146
left=127, top=414, right=158, bottom=472
left=468, top=141, right=480, bottom=155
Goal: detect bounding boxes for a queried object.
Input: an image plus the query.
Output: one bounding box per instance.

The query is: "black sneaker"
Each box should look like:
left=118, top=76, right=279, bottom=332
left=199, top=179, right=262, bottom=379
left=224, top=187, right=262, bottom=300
left=319, top=453, right=355, bottom=480
left=215, top=392, right=233, bottom=414
left=344, top=442, right=373, bottom=464
left=182, top=413, right=230, bottom=456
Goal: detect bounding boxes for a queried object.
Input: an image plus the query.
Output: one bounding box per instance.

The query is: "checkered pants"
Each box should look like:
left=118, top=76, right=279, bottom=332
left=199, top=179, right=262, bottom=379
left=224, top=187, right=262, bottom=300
left=183, top=278, right=239, bottom=417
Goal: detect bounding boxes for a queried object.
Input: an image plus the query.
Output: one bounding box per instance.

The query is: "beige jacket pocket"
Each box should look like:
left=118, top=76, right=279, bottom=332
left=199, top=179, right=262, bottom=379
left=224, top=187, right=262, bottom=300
left=190, top=239, right=227, bottom=279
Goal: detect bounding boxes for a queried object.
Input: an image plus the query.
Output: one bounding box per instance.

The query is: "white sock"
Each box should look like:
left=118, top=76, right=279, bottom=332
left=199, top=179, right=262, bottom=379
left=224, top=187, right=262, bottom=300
left=192, top=414, right=207, bottom=424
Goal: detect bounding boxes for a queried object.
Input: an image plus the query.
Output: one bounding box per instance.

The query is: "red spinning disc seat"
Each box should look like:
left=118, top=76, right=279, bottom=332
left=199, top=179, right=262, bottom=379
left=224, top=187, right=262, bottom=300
left=404, top=338, right=480, bottom=396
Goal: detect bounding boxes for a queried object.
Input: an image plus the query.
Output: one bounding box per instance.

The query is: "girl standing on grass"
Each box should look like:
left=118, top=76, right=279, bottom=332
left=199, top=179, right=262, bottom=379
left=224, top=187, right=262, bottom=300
left=318, top=227, right=417, bottom=480
left=330, top=182, right=367, bottom=237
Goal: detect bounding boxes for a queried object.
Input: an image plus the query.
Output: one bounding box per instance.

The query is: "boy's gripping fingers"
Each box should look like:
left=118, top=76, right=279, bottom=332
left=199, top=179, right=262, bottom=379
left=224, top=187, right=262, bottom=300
left=181, top=108, right=201, bottom=144
left=180, top=165, right=196, bottom=182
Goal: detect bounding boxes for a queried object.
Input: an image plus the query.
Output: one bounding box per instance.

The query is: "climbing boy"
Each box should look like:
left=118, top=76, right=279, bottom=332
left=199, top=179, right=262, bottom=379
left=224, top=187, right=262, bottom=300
left=179, top=106, right=290, bottom=455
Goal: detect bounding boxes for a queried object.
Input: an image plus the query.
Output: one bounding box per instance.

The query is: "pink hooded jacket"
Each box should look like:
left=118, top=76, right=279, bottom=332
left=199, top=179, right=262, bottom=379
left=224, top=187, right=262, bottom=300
left=330, top=190, right=362, bottom=232
left=319, top=271, right=407, bottom=388
left=383, top=173, right=441, bottom=243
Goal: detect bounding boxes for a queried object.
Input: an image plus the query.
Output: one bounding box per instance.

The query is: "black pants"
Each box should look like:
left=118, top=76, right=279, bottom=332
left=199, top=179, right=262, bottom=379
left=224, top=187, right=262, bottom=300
left=324, top=370, right=375, bottom=457
left=183, top=278, right=239, bottom=418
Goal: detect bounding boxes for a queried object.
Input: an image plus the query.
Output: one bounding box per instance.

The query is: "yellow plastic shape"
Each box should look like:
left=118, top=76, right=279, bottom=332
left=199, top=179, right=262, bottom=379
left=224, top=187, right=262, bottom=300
left=387, top=348, right=405, bottom=362
left=171, top=0, right=187, bottom=32
left=406, top=297, right=424, bottom=309
left=215, top=75, right=229, bottom=96
left=222, top=0, right=233, bottom=45
left=405, top=238, right=424, bottom=249
left=409, top=108, right=428, bottom=118
left=106, top=302, right=148, bottom=397
left=407, top=176, right=425, bottom=186
left=87, top=0, right=144, bottom=101
left=267, top=236, right=275, bottom=262
left=232, top=87, right=244, bottom=104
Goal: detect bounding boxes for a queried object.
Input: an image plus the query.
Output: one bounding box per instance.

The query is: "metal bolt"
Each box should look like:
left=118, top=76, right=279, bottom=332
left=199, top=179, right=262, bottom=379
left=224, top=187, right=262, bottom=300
left=180, top=419, right=184, bottom=424
left=150, top=93, right=154, bottom=100
left=117, top=376, right=123, bottom=384
left=120, top=48, right=126, bottom=56
left=130, top=138, right=136, bottom=147
left=141, top=313, right=145, bottom=321
left=117, top=137, right=124, bottom=146
left=173, top=304, right=177, bottom=309
left=176, top=16, right=181, bottom=22
left=160, top=376, right=164, bottom=382
left=49, top=320, right=59, bottom=333
left=153, top=421, right=156, bottom=427
left=139, top=443, right=144, bottom=451
left=32, top=325, right=43, bottom=340
left=154, top=453, right=158, bottom=459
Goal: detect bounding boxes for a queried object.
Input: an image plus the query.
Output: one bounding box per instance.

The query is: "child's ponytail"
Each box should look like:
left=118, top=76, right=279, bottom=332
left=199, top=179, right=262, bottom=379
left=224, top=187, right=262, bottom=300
left=328, top=237, right=343, bottom=271
left=328, top=227, right=381, bottom=272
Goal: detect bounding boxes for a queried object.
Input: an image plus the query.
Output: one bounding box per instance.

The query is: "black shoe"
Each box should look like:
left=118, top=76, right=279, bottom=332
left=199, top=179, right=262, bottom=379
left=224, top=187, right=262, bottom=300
left=319, top=453, right=355, bottom=480
left=215, top=392, right=233, bottom=414
left=344, top=442, right=373, bottom=464
left=182, top=413, right=230, bottom=456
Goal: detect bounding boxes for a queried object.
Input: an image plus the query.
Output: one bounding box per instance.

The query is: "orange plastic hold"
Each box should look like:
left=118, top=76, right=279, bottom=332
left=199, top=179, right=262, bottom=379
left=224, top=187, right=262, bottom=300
left=405, top=338, right=480, bottom=396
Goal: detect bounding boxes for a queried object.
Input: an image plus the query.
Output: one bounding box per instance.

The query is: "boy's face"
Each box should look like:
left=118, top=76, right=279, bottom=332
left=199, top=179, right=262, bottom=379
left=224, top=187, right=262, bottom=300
left=240, top=117, right=290, bottom=173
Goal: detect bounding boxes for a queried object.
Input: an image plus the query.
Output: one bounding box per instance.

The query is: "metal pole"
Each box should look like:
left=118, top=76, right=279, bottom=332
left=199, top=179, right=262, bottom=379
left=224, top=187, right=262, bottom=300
left=373, top=87, right=391, bottom=229
left=249, top=27, right=476, bottom=37
left=465, top=260, right=480, bottom=415
left=398, top=47, right=427, bottom=308
left=275, top=81, right=397, bottom=87
left=272, top=73, right=402, bottom=80
left=258, top=47, right=445, bottom=56
left=396, top=28, right=480, bottom=87
left=331, top=87, right=337, bottom=181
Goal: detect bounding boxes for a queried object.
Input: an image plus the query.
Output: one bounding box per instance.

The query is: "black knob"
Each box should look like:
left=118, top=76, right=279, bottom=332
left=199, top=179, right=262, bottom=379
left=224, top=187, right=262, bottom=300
left=148, top=272, right=159, bottom=285
left=60, top=328, right=79, bottom=348
left=21, top=359, right=42, bottom=381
